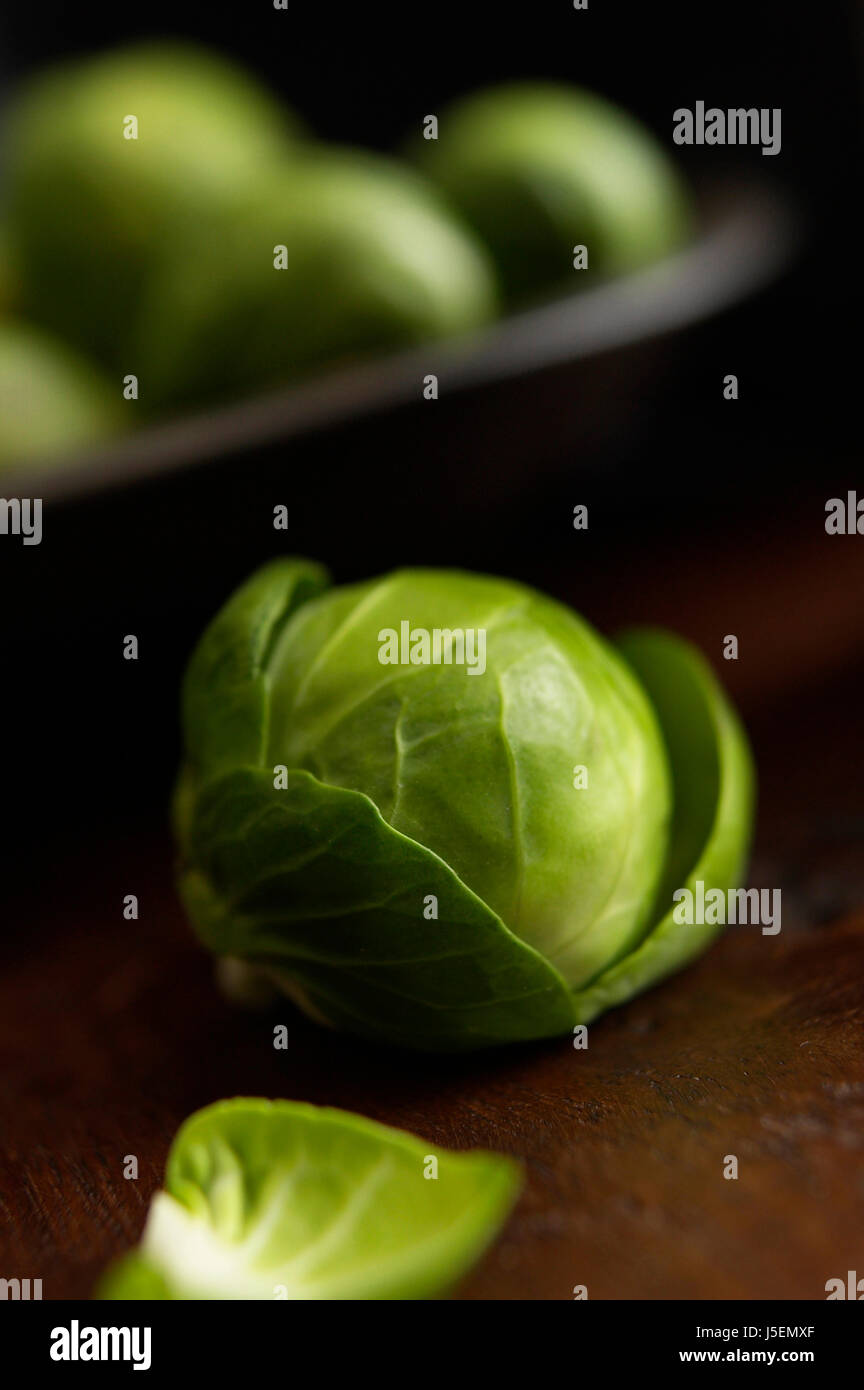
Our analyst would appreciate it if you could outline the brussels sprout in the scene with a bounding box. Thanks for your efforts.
[174,559,754,1051]
[135,148,498,408]
[412,82,692,301]
[5,42,298,366]
[0,321,122,469]
[99,1098,521,1299]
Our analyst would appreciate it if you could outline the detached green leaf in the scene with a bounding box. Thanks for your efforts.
[571,628,755,1022]
[97,1253,172,1300]
[99,1099,521,1300]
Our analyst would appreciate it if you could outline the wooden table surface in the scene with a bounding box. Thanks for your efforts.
[2,491,863,1300]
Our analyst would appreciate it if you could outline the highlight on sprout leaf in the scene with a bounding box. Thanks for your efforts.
[173,558,755,1052]
[99,1098,522,1300]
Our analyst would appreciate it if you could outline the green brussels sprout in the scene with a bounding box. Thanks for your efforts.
[0,320,122,469]
[99,1098,520,1300]
[174,559,754,1052]
[412,82,692,301]
[135,148,498,409]
[5,42,298,367]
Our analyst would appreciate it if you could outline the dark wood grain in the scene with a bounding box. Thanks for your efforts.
[2,498,863,1301]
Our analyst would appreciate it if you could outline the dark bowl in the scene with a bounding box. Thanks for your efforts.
[3,177,798,506]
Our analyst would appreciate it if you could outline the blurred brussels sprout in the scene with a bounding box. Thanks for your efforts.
[5,42,298,366]
[412,82,692,301]
[135,149,498,408]
[0,321,122,469]
[174,559,754,1052]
